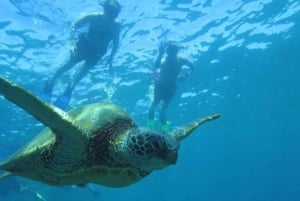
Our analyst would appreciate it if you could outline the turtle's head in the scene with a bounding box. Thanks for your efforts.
[126,128,179,171]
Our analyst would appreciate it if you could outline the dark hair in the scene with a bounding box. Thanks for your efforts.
[165,40,180,54]
[101,0,121,14]
[166,40,180,49]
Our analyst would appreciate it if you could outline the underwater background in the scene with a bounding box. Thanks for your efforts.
[0,0,299,201]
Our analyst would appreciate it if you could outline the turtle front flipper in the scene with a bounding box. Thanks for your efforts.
[0,76,86,159]
[170,114,221,141]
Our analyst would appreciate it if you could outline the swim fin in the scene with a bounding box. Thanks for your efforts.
[161,122,171,133]
[147,119,155,128]
[40,82,53,103]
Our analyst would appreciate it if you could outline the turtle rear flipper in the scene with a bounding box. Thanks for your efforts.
[0,77,86,160]
[170,114,221,141]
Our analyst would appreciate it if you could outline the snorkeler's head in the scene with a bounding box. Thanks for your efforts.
[165,40,180,55]
[100,0,121,19]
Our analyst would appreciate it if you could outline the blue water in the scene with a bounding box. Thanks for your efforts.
[0,0,299,201]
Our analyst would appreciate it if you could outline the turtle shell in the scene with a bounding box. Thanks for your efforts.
[0,103,139,187]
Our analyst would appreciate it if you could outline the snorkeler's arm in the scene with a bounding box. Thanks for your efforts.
[154,53,163,71]
[71,13,100,30]
[153,41,165,71]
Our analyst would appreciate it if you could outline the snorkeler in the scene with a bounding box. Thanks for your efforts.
[41,0,121,109]
[148,40,194,132]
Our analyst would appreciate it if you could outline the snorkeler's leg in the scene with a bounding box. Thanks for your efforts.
[160,100,169,122]
[148,100,158,120]
[45,59,76,93]
[54,61,93,109]
[147,101,159,128]
[148,85,161,119]
[160,102,172,132]
[160,87,176,132]
[70,61,94,91]
[147,85,161,128]
[41,59,76,102]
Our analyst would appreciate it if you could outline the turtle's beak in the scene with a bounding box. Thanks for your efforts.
[169,114,221,141]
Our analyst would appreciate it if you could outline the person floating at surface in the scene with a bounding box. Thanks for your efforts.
[148,40,194,132]
[41,0,121,109]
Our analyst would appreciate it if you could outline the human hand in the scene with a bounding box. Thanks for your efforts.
[158,40,166,55]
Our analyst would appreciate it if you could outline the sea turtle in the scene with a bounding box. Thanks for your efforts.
[0,76,220,187]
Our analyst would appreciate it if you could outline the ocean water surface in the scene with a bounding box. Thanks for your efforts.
[0,0,299,201]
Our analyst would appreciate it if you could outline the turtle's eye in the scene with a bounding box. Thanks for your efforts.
[147,136,167,154]
[150,137,162,150]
